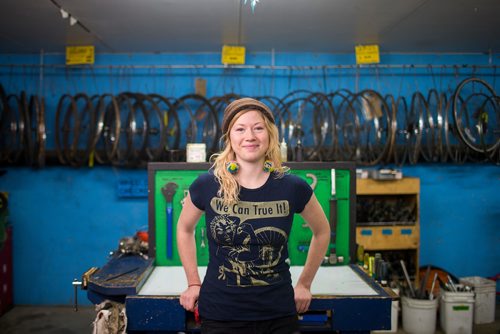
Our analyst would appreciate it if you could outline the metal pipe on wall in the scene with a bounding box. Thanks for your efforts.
[0,63,498,70]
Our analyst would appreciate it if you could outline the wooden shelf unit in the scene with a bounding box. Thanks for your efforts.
[356,177,420,282]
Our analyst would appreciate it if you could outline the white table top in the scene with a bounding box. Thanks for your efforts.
[139,265,378,296]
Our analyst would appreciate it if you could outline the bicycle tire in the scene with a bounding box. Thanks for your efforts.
[356,89,392,166]
[407,92,426,164]
[68,93,95,167]
[55,94,76,165]
[19,91,33,166]
[5,94,25,165]
[422,89,439,162]
[444,94,469,164]
[149,94,181,158]
[453,77,500,154]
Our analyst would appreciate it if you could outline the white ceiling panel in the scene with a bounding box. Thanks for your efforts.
[0,0,498,54]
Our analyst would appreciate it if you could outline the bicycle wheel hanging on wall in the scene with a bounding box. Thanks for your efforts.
[407,92,426,164]
[421,89,440,162]
[453,77,500,158]
[92,94,121,165]
[174,94,219,156]
[346,90,392,166]
[28,94,46,168]
[55,94,76,165]
[67,93,95,167]
[444,94,469,164]
[383,94,402,166]
[120,92,149,167]
[3,93,27,165]
[149,94,181,160]
[209,93,240,149]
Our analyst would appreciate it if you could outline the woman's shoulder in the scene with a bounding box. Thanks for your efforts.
[190,171,218,197]
[271,172,313,208]
[274,171,308,186]
[281,172,298,180]
[194,171,216,184]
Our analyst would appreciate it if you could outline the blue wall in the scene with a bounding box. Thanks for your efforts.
[0,167,148,305]
[0,52,499,305]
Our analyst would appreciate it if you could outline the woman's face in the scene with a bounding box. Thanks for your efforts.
[229,110,269,164]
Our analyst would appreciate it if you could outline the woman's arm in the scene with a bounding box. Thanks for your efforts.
[177,193,204,312]
[294,193,330,313]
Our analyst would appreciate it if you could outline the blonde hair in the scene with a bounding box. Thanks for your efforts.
[211,110,288,205]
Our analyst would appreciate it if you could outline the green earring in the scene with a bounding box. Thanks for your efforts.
[263,160,275,173]
[226,161,239,174]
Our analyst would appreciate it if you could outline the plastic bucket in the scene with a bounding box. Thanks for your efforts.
[440,290,475,334]
[460,276,496,324]
[401,296,438,334]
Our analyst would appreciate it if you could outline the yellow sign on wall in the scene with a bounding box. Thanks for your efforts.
[66,46,95,65]
[221,45,246,65]
[355,44,380,64]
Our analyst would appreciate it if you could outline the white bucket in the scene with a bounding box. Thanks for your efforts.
[401,296,438,334]
[460,276,496,324]
[186,143,206,162]
[440,290,475,334]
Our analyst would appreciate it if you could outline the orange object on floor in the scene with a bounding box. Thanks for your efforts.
[419,265,459,298]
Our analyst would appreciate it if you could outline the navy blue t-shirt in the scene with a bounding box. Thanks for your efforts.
[189,171,313,321]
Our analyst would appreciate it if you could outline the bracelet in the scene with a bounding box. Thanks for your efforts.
[188,283,201,288]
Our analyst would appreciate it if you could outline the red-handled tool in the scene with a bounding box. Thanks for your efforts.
[194,305,201,324]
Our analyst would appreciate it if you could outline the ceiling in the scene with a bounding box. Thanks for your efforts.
[0,0,499,54]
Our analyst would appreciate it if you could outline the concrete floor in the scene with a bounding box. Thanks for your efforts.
[0,306,96,334]
[0,305,498,333]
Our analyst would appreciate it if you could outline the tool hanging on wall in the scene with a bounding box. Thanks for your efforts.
[162,182,178,259]
[306,173,318,190]
[329,169,338,264]
[200,227,206,249]
[180,189,189,206]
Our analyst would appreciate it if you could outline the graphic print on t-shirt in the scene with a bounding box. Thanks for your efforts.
[209,197,290,287]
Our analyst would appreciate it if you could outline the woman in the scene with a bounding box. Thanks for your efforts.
[177,98,330,334]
